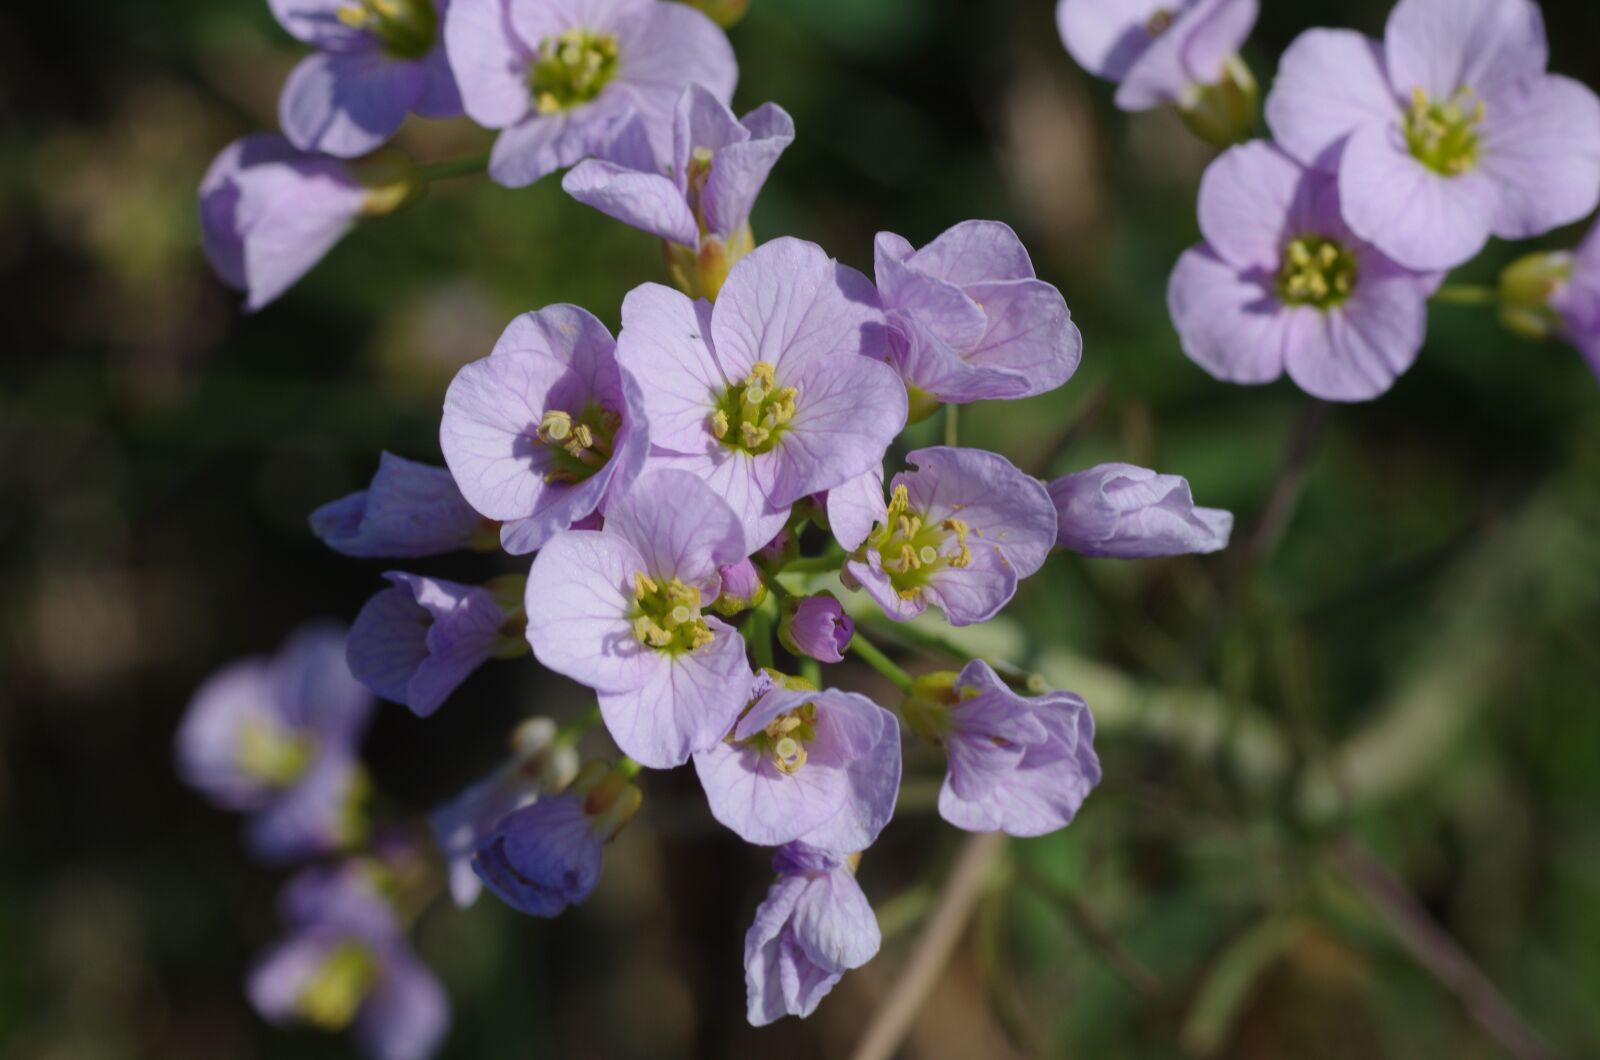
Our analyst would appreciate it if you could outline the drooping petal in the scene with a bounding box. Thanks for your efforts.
[348,573,506,717]
[345,584,430,706]
[310,452,487,559]
[473,796,603,917]
[524,530,655,693]
[1050,463,1234,558]
[1339,120,1499,272]
[699,103,794,239]
[562,160,700,244]
[791,866,881,973]
[1479,74,1600,242]
[598,618,752,768]
[279,50,424,159]
[1167,245,1290,385]
[1265,29,1398,171]
[712,238,886,379]
[1384,0,1547,105]
[907,219,1035,287]
[644,448,792,557]
[824,468,885,553]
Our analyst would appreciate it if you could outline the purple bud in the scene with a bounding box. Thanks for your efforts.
[311,452,493,559]
[713,558,768,616]
[1048,463,1232,559]
[780,592,853,663]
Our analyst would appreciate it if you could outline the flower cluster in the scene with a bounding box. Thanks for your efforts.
[1059,0,1600,397]
[185,0,1246,1051]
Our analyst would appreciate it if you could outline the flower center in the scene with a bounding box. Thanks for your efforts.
[630,573,715,654]
[1403,86,1484,176]
[709,362,798,456]
[534,402,620,485]
[530,29,620,114]
[1277,235,1357,309]
[743,702,819,775]
[864,484,972,600]
[234,716,314,786]
[1146,8,1175,35]
[336,0,437,60]
[295,941,379,1031]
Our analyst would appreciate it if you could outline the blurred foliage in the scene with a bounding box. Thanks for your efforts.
[4,0,1600,1058]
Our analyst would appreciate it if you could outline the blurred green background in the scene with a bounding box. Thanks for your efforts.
[5,0,1600,1057]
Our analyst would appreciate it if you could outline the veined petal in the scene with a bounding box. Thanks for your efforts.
[599,618,752,767]
[1265,29,1397,171]
[524,530,654,693]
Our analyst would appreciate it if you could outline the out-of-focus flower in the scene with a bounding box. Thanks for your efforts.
[176,623,375,863]
[1499,221,1600,381]
[694,677,900,852]
[440,304,651,555]
[565,84,793,299]
[1049,463,1232,557]
[1057,0,1259,142]
[1265,0,1600,272]
[779,592,853,663]
[744,842,879,1026]
[902,662,1101,837]
[833,447,1057,627]
[430,718,581,907]
[472,759,642,917]
[679,0,747,29]
[524,471,753,768]
[874,221,1082,407]
[248,860,449,1060]
[1168,140,1438,401]
[271,0,462,158]
[311,452,496,558]
[444,0,736,187]
[346,572,524,716]
[618,237,904,552]
[199,135,414,312]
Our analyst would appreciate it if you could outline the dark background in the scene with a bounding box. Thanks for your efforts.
[5,0,1600,1056]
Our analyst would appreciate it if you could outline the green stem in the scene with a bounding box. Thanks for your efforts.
[412,154,489,184]
[850,633,913,692]
[747,600,776,670]
[1430,283,1497,306]
[944,403,959,448]
[556,705,603,744]
[783,548,846,574]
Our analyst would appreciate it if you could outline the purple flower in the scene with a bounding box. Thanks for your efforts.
[780,593,854,664]
[524,470,753,768]
[431,718,581,907]
[311,452,494,558]
[346,572,517,717]
[1168,141,1439,401]
[1264,0,1600,272]
[271,0,462,159]
[444,0,736,188]
[618,237,904,552]
[874,221,1082,405]
[694,680,900,853]
[175,622,374,863]
[908,662,1101,837]
[1050,463,1232,558]
[440,304,650,555]
[200,134,392,312]
[744,843,880,1026]
[564,84,794,298]
[1544,223,1600,380]
[1056,0,1258,109]
[248,862,449,1060]
[472,761,642,917]
[834,447,1056,627]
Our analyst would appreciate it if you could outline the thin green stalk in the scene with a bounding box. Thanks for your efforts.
[412,154,489,183]
[617,757,643,779]
[783,548,846,574]
[944,403,959,447]
[1430,283,1497,306]
[556,705,603,744]
[849,633,913,692]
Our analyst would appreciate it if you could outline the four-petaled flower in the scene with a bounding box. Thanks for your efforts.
[524,470,753,768]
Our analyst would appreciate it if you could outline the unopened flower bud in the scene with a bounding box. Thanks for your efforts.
[712,558,768,616]
[664,223,755,301]
[679,0,749,29]
[1177,56,1257,148]
[900,670,960,744]
[779,592,853,663]
[1498,250,1573,341]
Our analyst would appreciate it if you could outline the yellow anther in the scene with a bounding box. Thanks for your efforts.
[337,5,369,28]
[887,484,910,515]
[746,362,776,387]
[710,409,730,439]
[690,626,715,649]
[538,409,573,442]
[634,572,659,599]
[740,422,769,448]
[899,543,919,571]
